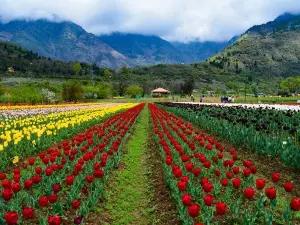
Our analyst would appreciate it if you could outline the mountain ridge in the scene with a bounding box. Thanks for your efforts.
[0,19,235,68]
[207,13,300,77]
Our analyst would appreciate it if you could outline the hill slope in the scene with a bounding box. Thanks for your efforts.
[208,13,300,77]
[0,41,109,78]
[0,20,128,68]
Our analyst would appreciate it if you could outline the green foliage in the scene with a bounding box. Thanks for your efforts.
[0,42,105,78]
[97,82,113,99]
[280,76,300,93]
[125,85,143,98]
[103,69,112,81]
[73,62,81,75]
[62,82,84,102]
[226,82,241,93]
[0,85,43,104]
[180,77,195,95]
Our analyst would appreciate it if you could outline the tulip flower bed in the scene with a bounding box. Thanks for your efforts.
[0,103,144,225]
[157,102,300,169]
[0,103,136,170]
[149,103,300,225]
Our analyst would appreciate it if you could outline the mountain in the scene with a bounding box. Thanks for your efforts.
[172,36,238,63]
[99,33,187,65]
[0,19,128,68]
[0,41,108,78]
[208,13,300,77]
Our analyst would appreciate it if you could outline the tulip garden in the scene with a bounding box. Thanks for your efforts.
[150,103,300,225]
[0,102,300,224]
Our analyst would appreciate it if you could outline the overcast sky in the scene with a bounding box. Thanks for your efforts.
[1,0,300,42]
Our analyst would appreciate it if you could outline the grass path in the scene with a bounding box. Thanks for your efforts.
[100,105,155,225]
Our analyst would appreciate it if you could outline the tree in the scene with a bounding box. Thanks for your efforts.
[97,82,113,99]
[125,85,143,98]
[226,82,240,94]
[103,69,111,81]
[280,76,300,94]
[180,77,195,95]
[73,62,81,75]
[62,82,84,102]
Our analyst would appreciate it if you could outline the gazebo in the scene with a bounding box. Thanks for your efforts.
[151,88,170,97]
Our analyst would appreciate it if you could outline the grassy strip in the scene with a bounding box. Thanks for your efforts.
[100,105,155,225]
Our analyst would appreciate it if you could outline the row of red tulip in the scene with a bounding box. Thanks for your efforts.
[149,104,299,225]
[0,104,144,225]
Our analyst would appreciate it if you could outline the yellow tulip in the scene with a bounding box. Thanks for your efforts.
[13,156,19,164]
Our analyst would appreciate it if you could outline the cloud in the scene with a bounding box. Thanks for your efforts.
[0,0,300,42]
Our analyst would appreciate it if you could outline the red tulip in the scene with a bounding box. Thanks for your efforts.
[243,168,251,177]
[13,168,20,174]
[193,168,201,177]
[52,183,61,193]
[181,176,189,182]
[218,153,224,159]
[45,168,53,176]
[206,143,212,151]
[35,167,43,174]
[28,157,35,165]
[11,183,21,193]
[201,177,209,185]
[13,174,21,182]
[165,157,172,165]
[185,162,194,172]
[181,194,192,206]
[24,179,33,189]
[71,200,81,209]
[284,181,293,192]
[66,175,74,185]
[188,204,200,217]
[42,158,49,165]
[221,179,229,187]
[173,169,182,178]
[244,188,255,200]
[85,175,94,183]
[272,173,280,183]
[3,211,18,225]
[256,178,266,190]
[81,186,88,194]
[2,189,13,201]
[250,166,257,174]
[203,195,214,206]
[181,155,190,162]
[226,172,233,179]
[203,182,213,193]
[32,175,42,184]
[48,194,58,204]
[2,179,11,189]
[215,170,221,177]
[216,202,227,216]
[39,196,49,207]
[232,178,241,189]
[22,207,34,219]
[265,187,277,200]
[94,169,104,178]
[0,173,6,180]
[177,181,187,191]
[48,215,62,225]
[290,197,300,211]
[243,160,253,168]
[203,161,211,169]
